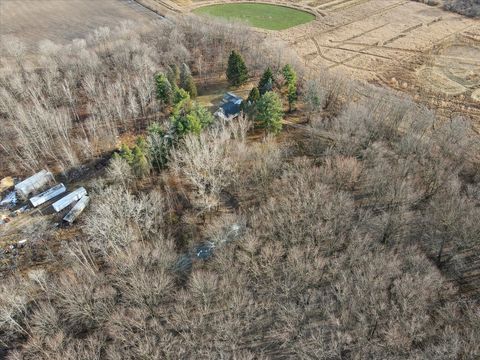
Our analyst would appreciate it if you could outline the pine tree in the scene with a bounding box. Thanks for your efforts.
[180,63,197,98]
[226,50,249,86]
[118,143,134,165]
[155,72,173,105]
[173,87,190,107]
[147,122,170,170]
[287,83,297,112]
[135,136,148,152]
[282,64,297,87]
[167,64,180,88]
[185,77,197,98]
[247,87,260,104]
[256,91,283,134]
[243,86,260,118]
[132,145,150,178]
[258,67,274,95]
[170,102,213,137]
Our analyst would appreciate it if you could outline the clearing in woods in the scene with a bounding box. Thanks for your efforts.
[192,3,316,30]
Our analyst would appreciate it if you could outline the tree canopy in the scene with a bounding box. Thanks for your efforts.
[226,50,249,86]
[180,63,197,98]
[258,67,274,95]
[155,72,173,105]
[256,91,283,134]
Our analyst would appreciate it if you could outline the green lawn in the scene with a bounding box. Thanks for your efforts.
[192,3,315,30]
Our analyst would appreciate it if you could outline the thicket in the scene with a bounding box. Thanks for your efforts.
[1,16,480,360]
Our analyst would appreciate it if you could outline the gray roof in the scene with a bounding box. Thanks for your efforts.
[63,195,89,224]
[217,92,243,119]
[30,183,66,208]
[220,101,242,117]
[52,187,87,212]
[223,92,243,104]
[15,170,53,198]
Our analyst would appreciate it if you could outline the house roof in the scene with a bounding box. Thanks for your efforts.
[223,92,242,104]
[220,101,242,117]
[217,92,243,118]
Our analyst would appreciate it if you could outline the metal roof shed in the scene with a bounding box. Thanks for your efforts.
[15,170,53,199]
[63,195,89,224]
[52,187,87,212]
[29,183,66,208]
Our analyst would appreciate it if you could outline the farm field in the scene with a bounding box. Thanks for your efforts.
[1,0,478,122]
[0,0,160,50]
[192,3,316,30]
[186,0,480,122]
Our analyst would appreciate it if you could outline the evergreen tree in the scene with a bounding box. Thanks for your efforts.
[180,63,197,98]
[147,122,170,170]
[132,145,150,178]
[287,83,297,112]
[155,73,173,105]
[258,67,274,95]
[167,64,180,88]
[256,91,283,134]
[282,64,297,87]
[135,136,148,152]
[173,87,190,107]
[184,76,197,98]
[170,101,213,137]
[244,86,260,118]
[226,50,249,86]
[118,143,134,165]
[247,87,260,104]
[282,64,297,111]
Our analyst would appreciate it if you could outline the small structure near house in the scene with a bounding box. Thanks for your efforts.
[29,183,67,208]
[214,92,243,121]
[63,195,89,224]
[52,187,87,213]
[15,170,54,199]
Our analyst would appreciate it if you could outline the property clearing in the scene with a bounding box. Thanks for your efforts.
[192,3,316,30]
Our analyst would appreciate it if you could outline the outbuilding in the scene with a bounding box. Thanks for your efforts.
[52,187,87,213]
[15,170,54,199]
[63,195,90,224]
[29,183,67,208]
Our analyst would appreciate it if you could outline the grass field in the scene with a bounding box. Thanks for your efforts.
[192,3,315,30]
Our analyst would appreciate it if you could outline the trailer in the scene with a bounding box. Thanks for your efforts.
[29,183,67,208]
[52,187,87,213]
[15,170,53,199]
[63,195,90,224]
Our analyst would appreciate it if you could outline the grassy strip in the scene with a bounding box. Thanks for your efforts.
[193,3,315,30]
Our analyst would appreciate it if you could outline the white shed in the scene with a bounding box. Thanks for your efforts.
[15,170,53,199]
[29,183,66,208]
[52,187,87,212]
[63,195,90,224]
